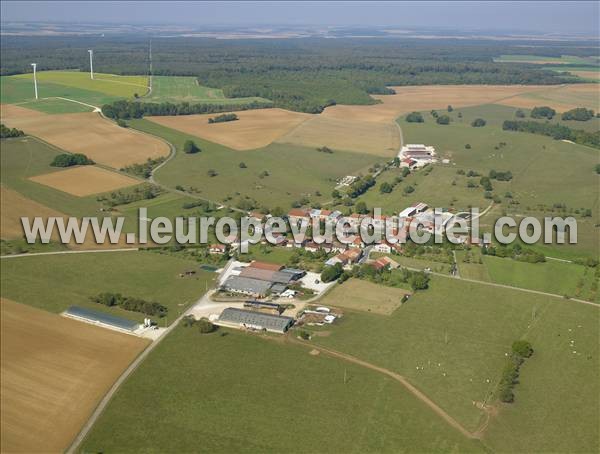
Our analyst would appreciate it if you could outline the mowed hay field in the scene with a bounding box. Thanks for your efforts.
[277,115,401,156]
[496,83,600,112]
[30,165,139,197]
[320,85,549,123]
[1,104,170,168]
[147,108,309,150]
[1,298,148,453]
[321,279,411,315]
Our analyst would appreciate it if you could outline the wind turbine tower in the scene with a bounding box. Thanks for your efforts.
[88,49,94,80]
[31,63,38,100]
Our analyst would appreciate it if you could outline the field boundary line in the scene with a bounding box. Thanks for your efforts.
[280,336,479,440]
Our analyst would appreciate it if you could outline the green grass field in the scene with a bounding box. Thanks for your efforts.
[0,251,214,324]
[145,76,269,104]
[1,70,147,113]
[310,275,599,453]
[128,118,377,210]
[81,325,483,453]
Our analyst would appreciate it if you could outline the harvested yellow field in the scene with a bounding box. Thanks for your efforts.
[321,85,549,123]
[318,279,411,315]
[277,116,401,157]
[0,185,65,239]
[147,108,309,150]
[0,299,148,453]
[496,83,600,111]
[29,165,140,197]
[0,105,170,168]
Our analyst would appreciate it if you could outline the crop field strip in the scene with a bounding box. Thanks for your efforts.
[1,104,170,168]
[0,298,149,453]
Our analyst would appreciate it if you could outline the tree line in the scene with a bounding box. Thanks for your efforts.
[102,99,272,120]
[502,120,600,149]
[0,124,25,138]
[90,292,168,317]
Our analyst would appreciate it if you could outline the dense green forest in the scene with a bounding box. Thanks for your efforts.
[2,36,595,112]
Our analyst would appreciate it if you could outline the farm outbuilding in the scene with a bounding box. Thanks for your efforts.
[64,306,139,332]
[221,276,273,297]
[217,307,294,333]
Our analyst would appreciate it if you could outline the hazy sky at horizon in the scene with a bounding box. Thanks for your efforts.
[1,1,598,34]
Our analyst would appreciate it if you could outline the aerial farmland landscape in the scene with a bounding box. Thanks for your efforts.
[0,1,598,453]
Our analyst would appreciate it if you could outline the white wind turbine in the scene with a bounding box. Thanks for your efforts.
[31,63,38,100]
[88,49,94,80]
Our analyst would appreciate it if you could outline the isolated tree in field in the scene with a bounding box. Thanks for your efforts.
[515,109,526,118]
[197,318,216,334]
[512,340,533,358]
[471,118,486,127]
[207,169,218,177]
[403,185,415,194]
[410,272,430,290]
[379,182,393,194]
[436,115,450,125]
[480,176,493,191]
[405,112,424,123]
[239,162,247,168]
[530,106,556,120]
[447,105,453,112]
[183,140,200,154]
[465,144,471,149]
[355,201,368,214]
[401,167,410,177]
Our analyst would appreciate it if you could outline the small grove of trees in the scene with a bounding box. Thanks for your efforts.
[97,183,161,207]
[561,107,594,121]
[471,118,486,127]
[498,340,534,403]
[181,315,216,333]
[347,175,375,198]
[122,157,166,179]
[436,115,450,125]
[0,123,25,138]
[317,146,334,153]
[183,139,200,154]
[530,106,556,119]
[208,113,239,124]
[355,201,369,214]
[337,263,431,291]
[489,169,513,181]
[90,292,167,317]
[503,120,600,149]
[50,153,94,167]
[405,112,424,123]
[321,263,344,282]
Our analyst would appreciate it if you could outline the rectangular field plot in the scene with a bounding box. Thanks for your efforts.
[29,165,140,196]
[147,108,309,150]
[319,279,411,315]
[1,105,170,168]
[0,298,148,453]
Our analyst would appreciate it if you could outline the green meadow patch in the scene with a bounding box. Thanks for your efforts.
[81,326,483,453]
[0,251,214,324]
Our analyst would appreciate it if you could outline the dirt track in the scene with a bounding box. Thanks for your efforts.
[281,336,481,439]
